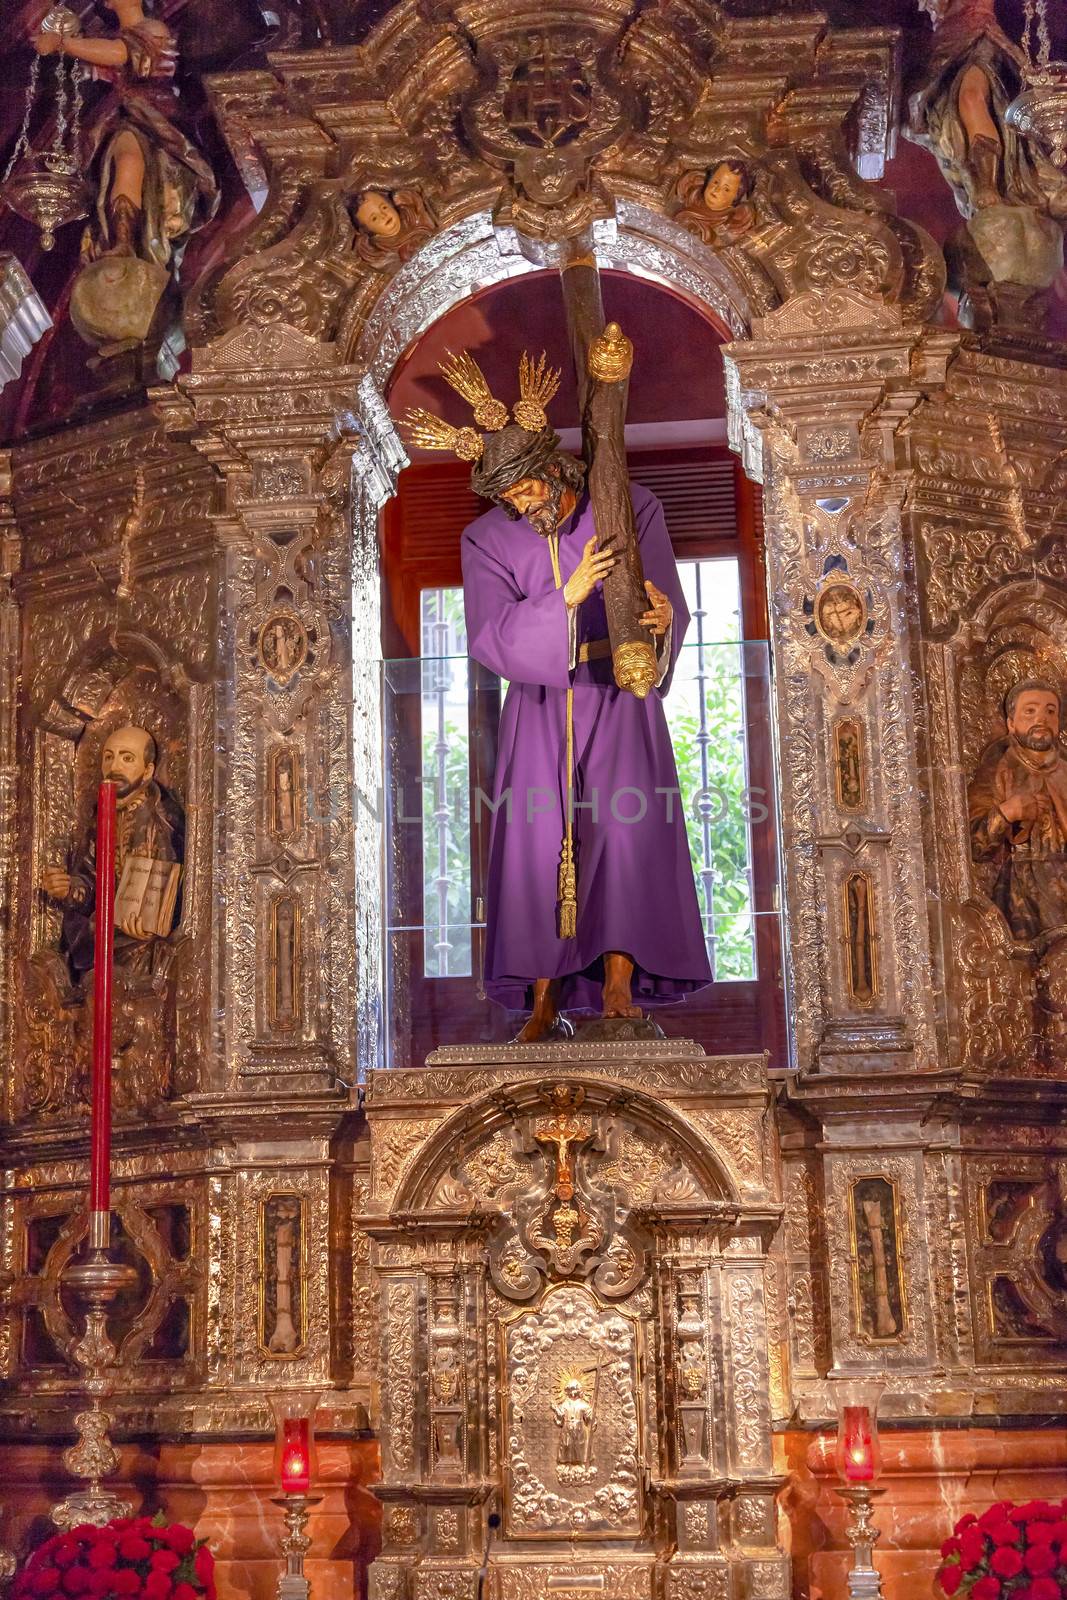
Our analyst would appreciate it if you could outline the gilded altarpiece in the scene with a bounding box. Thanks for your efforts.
[363,1048,787,1600]
[0,0,1066,1575]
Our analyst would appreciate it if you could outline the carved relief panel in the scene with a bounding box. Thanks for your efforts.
[965,1156,1067,1361]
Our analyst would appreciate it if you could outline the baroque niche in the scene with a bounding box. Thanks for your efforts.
[950,586,1067,1074]
[16,640,203,1119]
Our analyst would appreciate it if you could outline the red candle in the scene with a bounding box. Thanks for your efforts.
[281,1417,311,1493]
[89,779,118,1223]
[842,1404,875,1482]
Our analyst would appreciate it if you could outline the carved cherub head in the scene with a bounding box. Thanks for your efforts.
[351,187,435,266]
[354,190,403,240]
[701,159,754,216]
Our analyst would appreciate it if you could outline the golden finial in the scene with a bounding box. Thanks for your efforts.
[439,350,509,431]
[514,350,561,432]
[400,409,484,462]
[588,322,633,384]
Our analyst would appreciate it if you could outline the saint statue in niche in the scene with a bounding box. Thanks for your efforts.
[844,871,877,1005]
[399,350,711,1040]
[270,896,300,1027]
[673,159,756,246]
[40,723,184,985]
[834,718,866,813]
[969,677,1067,947]
[269,746,301,837]
[351,187,435,267]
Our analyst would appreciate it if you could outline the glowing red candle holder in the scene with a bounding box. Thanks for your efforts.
[271,1393,322,1497]
[840,1405,875,1482]
[281,1419,311,1493]
[833,1378,885,1486]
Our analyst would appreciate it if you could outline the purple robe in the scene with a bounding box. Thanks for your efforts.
[461,483,713,1012]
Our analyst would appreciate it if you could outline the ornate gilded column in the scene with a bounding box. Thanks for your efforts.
[725,295,957,1078]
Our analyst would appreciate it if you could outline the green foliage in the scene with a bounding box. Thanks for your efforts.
[667,645,756,981]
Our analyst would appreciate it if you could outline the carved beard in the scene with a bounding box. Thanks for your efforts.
[525,475,566,539]
[1016,728,1058,752]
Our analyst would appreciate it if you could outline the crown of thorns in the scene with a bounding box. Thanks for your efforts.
[400,349,561,462]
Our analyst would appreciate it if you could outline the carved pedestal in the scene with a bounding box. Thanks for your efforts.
[363,1044,788,1600]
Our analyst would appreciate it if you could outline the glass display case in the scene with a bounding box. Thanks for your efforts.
[369,558,785,1068]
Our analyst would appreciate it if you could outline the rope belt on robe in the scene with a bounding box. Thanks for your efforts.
[548,531,578,939]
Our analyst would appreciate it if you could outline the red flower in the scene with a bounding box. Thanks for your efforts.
[193,1546,214,1585]
[150,1551,180,1574]
[989,1521,1020,1547]
[941,1538,962,1559]
[959,1514,978,1531]
[991,1547,1023,1578]
[1028,1521,1058,1545]
[938,1564,963,1596]
[144,1573,174,1600]
[172,1586,199,1600]
[60,1567,92,1596]
[51,1544,78,1572]
[1024,1545,1057,1576]
[162,1528,195,1556]
[87,1572,115,1599]
[1012,1503,1057,1524]
[117,1534,152,1563]
[960,1527,987,1567]
[971,1578,1004,1600]
[1048,1519,1067,1546]
[1030,1579,1061,1600]
[30,1570,61,1598]
[979,1504,1013,1531]
[110,1572,141,1596]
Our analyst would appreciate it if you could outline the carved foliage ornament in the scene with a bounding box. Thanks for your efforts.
[482,1085,702,1303]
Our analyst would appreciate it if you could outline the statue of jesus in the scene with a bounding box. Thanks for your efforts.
[402,350,711,1041]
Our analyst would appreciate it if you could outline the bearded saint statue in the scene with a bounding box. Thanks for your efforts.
[969,677,1067,947]
[401,351,711,1042]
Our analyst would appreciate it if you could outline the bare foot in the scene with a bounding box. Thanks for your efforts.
[515,978,559,1042]
[602,987,642,1019]
[601,950,642,1019]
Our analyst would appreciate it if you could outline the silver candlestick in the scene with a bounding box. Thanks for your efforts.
[838,1483,886,1600]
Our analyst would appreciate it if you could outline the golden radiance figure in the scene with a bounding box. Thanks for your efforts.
[553,1376,594,1469]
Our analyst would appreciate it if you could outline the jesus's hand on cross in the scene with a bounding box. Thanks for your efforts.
[640,579,672,637]
[563,536,616,607]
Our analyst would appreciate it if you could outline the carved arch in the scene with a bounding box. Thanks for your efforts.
[392,1073,742,1215]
